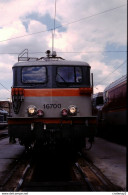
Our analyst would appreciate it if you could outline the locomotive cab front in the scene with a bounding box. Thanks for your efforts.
[8,50,97,150]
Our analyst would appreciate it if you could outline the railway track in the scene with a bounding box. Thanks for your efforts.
[0,129,8,140]
[1,147,123,192]
[0,149,31,192]
[74,155,123,191]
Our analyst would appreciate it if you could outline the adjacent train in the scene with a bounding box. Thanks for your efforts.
[8,49,97,150]
[92,92,103,115]
[0,108,8,129]
[102,74,127,127]
[93,75,127,143]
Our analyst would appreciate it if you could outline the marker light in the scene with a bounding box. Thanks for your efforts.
[27,105,37,116]
[37,109,44,117]
[61,108,68,117]
[68,105,77,116]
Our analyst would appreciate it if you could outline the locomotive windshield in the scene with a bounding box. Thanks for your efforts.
[13,64,90,87]
[56,66,82,83]
[22,66,46,83]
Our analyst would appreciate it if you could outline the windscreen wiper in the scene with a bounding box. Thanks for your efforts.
[57,73,67,83]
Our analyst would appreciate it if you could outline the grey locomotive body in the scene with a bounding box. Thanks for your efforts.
[8,50,97,150]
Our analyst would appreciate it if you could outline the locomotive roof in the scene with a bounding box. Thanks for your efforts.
[13,49,90,68]
[13,59,90,68]
[104,74,127,92]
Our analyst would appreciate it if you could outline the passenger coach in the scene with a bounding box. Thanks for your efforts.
[8,49,97,150]
[102,75,127,127]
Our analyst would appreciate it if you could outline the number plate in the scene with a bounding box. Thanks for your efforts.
[43,104,61,109]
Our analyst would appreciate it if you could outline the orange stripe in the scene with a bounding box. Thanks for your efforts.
[8,117,97,125]
[8,118,85,125]
[24,88,92,97]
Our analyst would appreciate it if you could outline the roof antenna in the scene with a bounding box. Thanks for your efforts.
[52,0,56,54]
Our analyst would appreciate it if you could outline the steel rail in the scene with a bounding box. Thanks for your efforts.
[75,162,96,191]
[77,152,123,191]
[15,164,31,191]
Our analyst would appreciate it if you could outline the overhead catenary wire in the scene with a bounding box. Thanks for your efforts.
[94,60,127,87]
[0,50,127,55]
[0,82,10,92]
[0,3,126,97]
[0,4,126,43]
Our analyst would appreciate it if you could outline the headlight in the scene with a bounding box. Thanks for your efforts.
[68,105,77,116]
[27,105,37,116]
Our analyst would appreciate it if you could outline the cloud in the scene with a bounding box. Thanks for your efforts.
[0,20,27,43]
[0,0,127,100]
[0,55,14,99]
[94,84,106,94]
[0,88,11,101]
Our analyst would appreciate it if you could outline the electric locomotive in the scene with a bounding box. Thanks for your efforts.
[8,49,97,150]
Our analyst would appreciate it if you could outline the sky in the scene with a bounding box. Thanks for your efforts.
[0,0,127,101]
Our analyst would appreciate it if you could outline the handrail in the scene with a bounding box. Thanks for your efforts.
[18,49,28,61]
